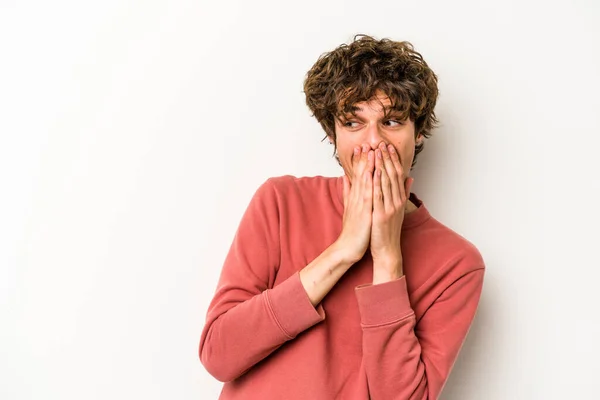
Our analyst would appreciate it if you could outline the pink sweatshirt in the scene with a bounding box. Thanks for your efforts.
[199,175,485,399]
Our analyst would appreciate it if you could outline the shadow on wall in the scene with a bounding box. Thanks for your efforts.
[440,286,492,399]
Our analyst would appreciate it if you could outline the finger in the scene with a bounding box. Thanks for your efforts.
[364,154,374,207]
[379,143,401,207]
[352,145,360,169]
[375,147,383,175]
[373,160,383,214]
[343,174,350,209]
[357,148,374,211]
[360,143,369,169]
[349,146,358,189]
[379,158,393,212]
[352,143,365,183]
[350,148,362,207]
[365,150,375,186]
[367,150,376,210]
[387,144,406,203]
[367,149,375,174]
[350,146,360,180]
[350,146,362,197]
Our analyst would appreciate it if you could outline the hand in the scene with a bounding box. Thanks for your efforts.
[335,144,375,264]
[370,142,414,283]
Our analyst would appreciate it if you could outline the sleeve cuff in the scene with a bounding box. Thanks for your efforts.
[265,271,326,339]
[355,276,414,327]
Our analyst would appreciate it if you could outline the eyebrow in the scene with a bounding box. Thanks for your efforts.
[342,105,404,116]
[349,105,393,112]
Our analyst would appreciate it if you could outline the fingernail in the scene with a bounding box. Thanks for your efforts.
[354,147,360,156]
[388,145,395,153]
[376,149,382,159]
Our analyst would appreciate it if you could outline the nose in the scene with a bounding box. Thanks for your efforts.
[365,122,387,150]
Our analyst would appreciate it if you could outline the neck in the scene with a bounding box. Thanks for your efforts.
[405,196,418,214]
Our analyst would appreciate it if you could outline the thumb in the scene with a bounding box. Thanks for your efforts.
[342,175,350,209]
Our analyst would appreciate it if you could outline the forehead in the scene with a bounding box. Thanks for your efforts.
[339,90,395,115]
[345,100,400,117]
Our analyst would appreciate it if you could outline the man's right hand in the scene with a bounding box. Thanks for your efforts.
[299,144,375,307]
[335,144,375,264]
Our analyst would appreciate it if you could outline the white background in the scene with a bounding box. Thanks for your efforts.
[1,0,599,399]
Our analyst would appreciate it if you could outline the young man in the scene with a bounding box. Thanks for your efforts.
[199,34,485,400]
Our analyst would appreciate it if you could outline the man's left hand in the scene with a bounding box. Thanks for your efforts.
[370,142,414,284]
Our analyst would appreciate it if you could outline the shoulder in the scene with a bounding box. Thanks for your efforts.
[252,175,342,217]
[420,215,486,276]
[261,175,338,197]
[265,174,336,188]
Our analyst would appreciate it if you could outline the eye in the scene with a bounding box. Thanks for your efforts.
[384,120,404,127]
[343,120,360,128]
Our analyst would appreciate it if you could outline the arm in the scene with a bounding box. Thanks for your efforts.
[201,147,376,382]
[300,147,375,306]
[363,142,485,398]
[356,262,485,400]
[199,178,352,382]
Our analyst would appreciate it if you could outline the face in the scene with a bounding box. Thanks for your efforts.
[331,90,423,184]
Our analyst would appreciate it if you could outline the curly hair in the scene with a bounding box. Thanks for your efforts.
[303,34,439,168]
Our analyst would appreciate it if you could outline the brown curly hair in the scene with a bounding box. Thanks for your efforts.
[303,34,439,169]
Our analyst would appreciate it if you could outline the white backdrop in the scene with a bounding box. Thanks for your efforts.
[1,1,599,399]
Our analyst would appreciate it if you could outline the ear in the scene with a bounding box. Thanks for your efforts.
[415,133,423,146]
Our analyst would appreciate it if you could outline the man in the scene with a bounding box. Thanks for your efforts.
[199,34,485,400]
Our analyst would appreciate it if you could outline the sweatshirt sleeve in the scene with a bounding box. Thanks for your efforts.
[355,256,484,400]
[199,178,325,382]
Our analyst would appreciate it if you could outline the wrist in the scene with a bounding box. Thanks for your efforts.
[331,239,363,265]
[372,256,403,285]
